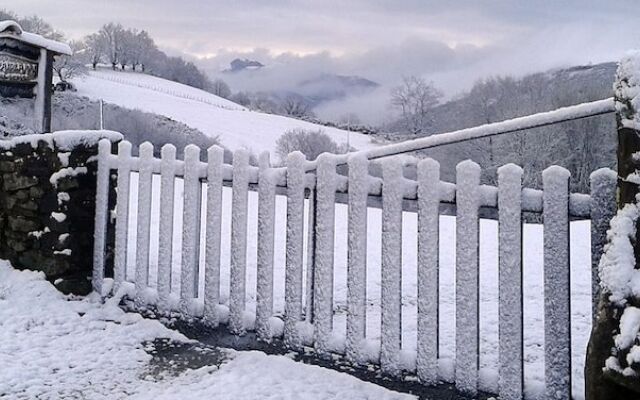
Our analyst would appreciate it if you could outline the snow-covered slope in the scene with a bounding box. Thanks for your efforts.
[75,69,376,156]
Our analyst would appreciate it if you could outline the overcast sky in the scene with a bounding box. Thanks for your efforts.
[7,1,640,122]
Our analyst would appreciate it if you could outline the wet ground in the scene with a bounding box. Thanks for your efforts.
[141,315,495,400]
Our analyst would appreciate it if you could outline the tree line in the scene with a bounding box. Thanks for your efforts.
[0,10,216,92]
[385,63,616,193]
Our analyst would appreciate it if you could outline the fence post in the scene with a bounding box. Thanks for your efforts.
[314,153,337,356]
[229,149,250,334]
[455,160,481,395]
[416,158,440,384]
[543,165,571,400]
[585,57,640,400]
[284,151,306,349]
[497,163,523,400]
[180,145,201,315]
[135,142,154,305]
[380,156,404,376]
[113,141,131,290]
[589,168,617,320]
[92,139,112,294]
[157,144,177,311]
[256,151,276,339]
[203,146,224,326]
[346,153,369,363]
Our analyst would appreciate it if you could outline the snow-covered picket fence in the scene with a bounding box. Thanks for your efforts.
[93,139,616,400]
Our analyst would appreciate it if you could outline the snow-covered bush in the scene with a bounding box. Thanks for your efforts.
[275,128,340,162]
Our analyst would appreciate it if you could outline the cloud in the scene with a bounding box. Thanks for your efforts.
[6,1,640,124]
[196,38,491,124]
[199,37,487,90]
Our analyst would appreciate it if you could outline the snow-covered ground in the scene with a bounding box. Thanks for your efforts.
[122,176,592,400]
[74,69,376,156]
[0,262,412,399]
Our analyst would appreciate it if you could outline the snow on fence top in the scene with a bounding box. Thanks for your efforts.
[0,130,123,151]
[0,20,72,55]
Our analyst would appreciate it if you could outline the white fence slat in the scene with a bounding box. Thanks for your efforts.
[256,152,276,339]
[589,168,617,320]
[497,164,523,400]
[114,140,132,289]
[314,153,337,355]
[543,166,571,400]
[284,151,306,349]
[157,144,176,310]
[92,139,112,294]
[204,146,224,326]
[416,158,440,384]
[346,154,368,362]
[180,145,201,314]
[135,142,154,302]
[381,157,404,376]
[455,160,481,395]
[229,149,250,334]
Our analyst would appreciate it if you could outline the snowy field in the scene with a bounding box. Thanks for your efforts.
[122,176,593,400]
[74,69,376,156]
[0,262,412,399]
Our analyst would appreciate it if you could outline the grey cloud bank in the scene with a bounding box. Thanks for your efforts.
[7,1,640,123]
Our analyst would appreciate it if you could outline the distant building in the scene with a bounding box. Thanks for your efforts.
[0,20,71,133]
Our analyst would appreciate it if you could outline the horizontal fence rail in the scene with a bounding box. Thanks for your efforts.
[93,138,617,400]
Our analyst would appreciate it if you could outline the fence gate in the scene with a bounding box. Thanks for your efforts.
[92,124,616,399]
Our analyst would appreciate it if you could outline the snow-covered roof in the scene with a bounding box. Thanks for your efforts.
[0,20,71,56]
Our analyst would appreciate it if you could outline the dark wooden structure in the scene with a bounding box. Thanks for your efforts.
[0,20,71,133]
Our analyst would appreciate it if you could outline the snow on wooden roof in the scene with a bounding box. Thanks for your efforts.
[0,20,72,56]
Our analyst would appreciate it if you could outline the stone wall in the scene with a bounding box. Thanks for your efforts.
[0,131,121,294]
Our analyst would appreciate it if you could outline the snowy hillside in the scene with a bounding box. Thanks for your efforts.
[74,69,376,156]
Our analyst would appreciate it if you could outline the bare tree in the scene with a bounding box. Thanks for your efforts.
[84,33,106,69]
[210,79,231,99]
[99,23,125,70]
[0,9,18,21]
[231,91,251,107]
[281,94,312,118]
[391,76,442,134]
[250,92,281,113]
[53,40,86,83]
[19,15,63,40]
[118,29,137,70]
[130,30,155,72]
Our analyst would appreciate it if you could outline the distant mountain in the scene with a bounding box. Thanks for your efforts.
[224,58,265,73]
